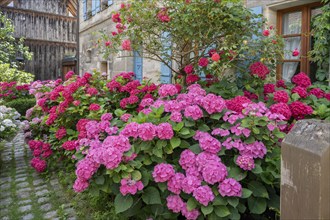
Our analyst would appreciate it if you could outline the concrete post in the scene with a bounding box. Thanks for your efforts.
[281,119,330,220]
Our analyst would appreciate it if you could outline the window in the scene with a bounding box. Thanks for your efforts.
[82,0,87,20]
[277,2,323,82]
[92,0,101,16]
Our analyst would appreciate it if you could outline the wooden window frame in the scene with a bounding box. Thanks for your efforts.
[276,1,323,80]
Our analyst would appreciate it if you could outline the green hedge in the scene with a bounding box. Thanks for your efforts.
[5,98,35,117]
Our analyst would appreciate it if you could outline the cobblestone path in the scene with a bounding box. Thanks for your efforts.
[0,133,77,220]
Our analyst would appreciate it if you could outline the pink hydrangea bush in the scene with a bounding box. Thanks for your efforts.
[24,69,330,219]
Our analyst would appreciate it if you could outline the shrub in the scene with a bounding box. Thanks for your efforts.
[24,71,288,219]
[5,98,36,117]
[0,105,21,142]
[0,64,34,84]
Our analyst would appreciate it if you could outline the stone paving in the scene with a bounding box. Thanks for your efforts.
[0,133,77,220]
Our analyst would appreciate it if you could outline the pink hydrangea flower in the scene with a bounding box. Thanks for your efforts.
[181,204,200,220]
[103,135,131,153]
[89,103,101,111]
[212,128,230,137]
[181,175,201,194]
[166,195,184,213]
[292,86,308,98]
[55,127,66,140]
[309,88,325,98]
[236,155,255,170]
[120,113,132,122]
[201,161,228,184]
[195,151,220,171]
[184,105,203,120]
[119,178,144,196]
[170,111,182,122]
[121,122,140,138]
[75,158,100,181]
[158,84,178,97]
[101,113,113,121]
[152,163,175,182]
[200,94,226,114]
[194,131,221,154]
[62,140,77,151]
[273,90,289,103]
[218,178,242,197]
[270,103,292,120]
[73,178,89,192]
[193,185,215,206]
[30,157,47,173]
[138,123,157,141]
[167,173,185,194]
[289,101,313,120]
[249,62,270,79]
[292,72,311,88]
[179,149,196,170]
[156,123,174,140]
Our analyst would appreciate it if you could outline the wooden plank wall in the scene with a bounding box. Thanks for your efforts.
[0,1,77,80]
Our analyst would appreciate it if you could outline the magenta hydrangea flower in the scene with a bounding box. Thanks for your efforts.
[181,175,201,194]
[121,122,139,138]
[158,84,178,97]
[120,113,132,122]
[273,90,289,103]
[184,105,203,120]
[152,163,175,182]
[73,178,89,192]
[101,113,113,121]
[156,123,174,140]
[193,185,215,206]
[75,158,100,181]
[103,135,131,153]
[201,161,228,184]
[194,131,221,154]
[236,155,255,171]
[200,94,226,114]
[138,123,157,141]
[167,173,185,194]
[30,157,47,173]
[240,141,267,159]
[218,178,242,197]
[170,111,182,122]
[119,178,144,196]
[179,149,196,170]
[166,195,184,213]
[62,140,77,151]
[181,203,200,220]
[195,151,221,172]
[100,147,123,169]
[89,103,101,111]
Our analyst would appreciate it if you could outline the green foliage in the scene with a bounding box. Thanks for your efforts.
[0,64,34,83]
[0,12,32,68]
[309,1,330,84]
[5,98,35,117]
[101,0,262,76]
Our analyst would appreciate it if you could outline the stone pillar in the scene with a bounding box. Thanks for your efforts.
[281,119,330,220]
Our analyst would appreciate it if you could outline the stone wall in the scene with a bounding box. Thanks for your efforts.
[79,0,161,83]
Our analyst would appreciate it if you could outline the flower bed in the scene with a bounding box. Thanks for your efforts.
[23,68,330,219]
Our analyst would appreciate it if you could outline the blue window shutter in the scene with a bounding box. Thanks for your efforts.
[95,0,101,13]
[92,0,96,15]
[160,32,172,84]
[108,0,113,5]
[250,6,263,39]
[134,51,143,82]
[82,0,87,20]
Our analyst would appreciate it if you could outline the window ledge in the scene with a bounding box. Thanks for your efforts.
[267,0,320,10]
